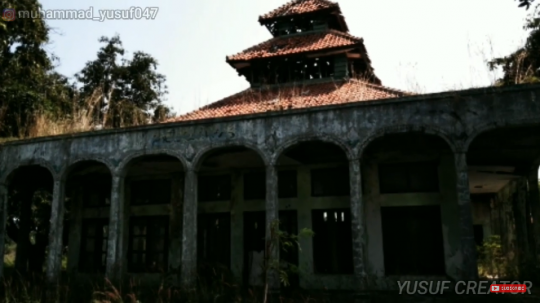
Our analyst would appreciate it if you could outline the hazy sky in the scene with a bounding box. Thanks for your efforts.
[37,0,530,115]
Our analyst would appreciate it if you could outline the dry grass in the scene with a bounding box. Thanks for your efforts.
[0,88,164,142]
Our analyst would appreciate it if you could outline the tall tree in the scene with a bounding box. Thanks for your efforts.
[489,5,540,85]
[76,35,171,128]
[518,0,536,9]
[0,0,75,138]
[0,0,74,137]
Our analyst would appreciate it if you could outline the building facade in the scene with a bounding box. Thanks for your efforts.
[1,0,540,293]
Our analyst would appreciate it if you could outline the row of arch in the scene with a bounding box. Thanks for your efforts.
[1,127,465,183]
[5,119,539,182]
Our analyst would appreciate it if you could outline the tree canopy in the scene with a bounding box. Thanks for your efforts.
[0,0,173,139]
[489,2,540,85]
[518,0,536,9]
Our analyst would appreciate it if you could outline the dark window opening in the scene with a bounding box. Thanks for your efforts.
[378,162,439,194]
[83,177,112,207]
[128,216,169,273]
[198,174,231,202]
[243,170,298,200]
[279,170,297,198]
[312,209,353,274]
[79,219,108,273]
[473,224,484,247]
[381,206,446,276]
[244,172,266,200]
[130,179,171,205]
[311,167,349,197]
[252,56,335,85]
[198,213,231,275]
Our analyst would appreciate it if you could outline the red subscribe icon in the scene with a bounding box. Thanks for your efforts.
[490,284,527,293]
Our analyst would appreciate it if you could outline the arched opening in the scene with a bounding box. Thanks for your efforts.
[467,125,540,278]
[122,154,185,275]
[63,160,112,275]
[5,165,54,277]
[275,140,351,287]
[361,132,453,277]
[195,146,266,286]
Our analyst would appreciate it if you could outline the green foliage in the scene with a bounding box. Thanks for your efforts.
[489,4,540,85]
[477,235,513,278]
[263,219,313,292]
[76,35,171,128]
[0,0,74,137]
[0,0,173,139]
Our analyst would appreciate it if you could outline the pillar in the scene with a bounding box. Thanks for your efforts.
[106,175,125,280]
[0,183,7,279]
[168,174,184,278]
[45,178,66,297]
[180,169,197,289]
[454,152,478,280]
[265,164,279,291]
[349,159,367,289]
[528,168,540,260]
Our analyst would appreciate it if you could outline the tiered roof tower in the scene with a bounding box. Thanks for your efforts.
[171,0,409,122]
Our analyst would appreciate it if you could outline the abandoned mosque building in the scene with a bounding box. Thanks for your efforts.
[1,0,540,292]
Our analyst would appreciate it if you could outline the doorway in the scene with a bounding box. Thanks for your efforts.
[381,205,446,275]
[243,210,299,287]
[197,212,231,279]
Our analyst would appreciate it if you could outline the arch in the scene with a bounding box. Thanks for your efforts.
[358,124,459,159]
[464,118,540,152]
[116,149,189,177]
[192,141,271,172]
[3,159,58,185]
[59,157,115,182]
[270,134,355,166]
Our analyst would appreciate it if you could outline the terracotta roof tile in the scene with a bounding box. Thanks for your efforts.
[260,0,339,21]
[167,79,412,123]
[227,30,362,62]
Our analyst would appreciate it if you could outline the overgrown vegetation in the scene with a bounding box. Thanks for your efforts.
[0,0,174,142]
[489,2,540,84]
[477,235,510,279]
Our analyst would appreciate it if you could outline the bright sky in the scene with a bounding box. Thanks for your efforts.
[37,0,530,116]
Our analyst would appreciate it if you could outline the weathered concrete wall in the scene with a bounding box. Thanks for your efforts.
[2,83,540,289]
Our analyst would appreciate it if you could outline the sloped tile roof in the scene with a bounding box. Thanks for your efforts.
[167,79,411,122]
[259,0,339,21]
[227,30,362,62]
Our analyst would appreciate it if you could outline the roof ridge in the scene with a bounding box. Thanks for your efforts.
[348,78,414,96]
[259,0,340,21]
[326,28,362,42]
[226,29,362,62]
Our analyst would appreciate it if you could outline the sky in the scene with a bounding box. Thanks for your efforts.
[36,0,531,116]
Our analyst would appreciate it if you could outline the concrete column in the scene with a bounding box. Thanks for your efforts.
[106,175,125,280]
[349,159,366,289]
[528,168,540,260]
[45,178,66,289]
[0,183,7,279]
[512,178,532,277]
[454,152,478,280]
[181,169,197,289]
[265,165,279,291]
[168,174,184,277]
